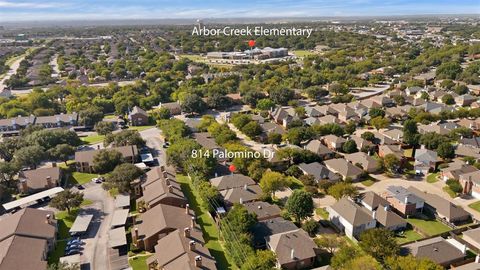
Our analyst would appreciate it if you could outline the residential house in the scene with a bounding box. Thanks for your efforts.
[459,171,480,199]
[260,122,285,135]
[344,152,380,173]
[317,115,342,125]
[322,135,347,151]
[382,186,425,217]
[406,86,423,96]
[381,129,404,143]
[414,148,439,174]
[440,161,477,181]
[455,94,477,107]
[459,137,480,148]
[328,198,376,239]
[0,115,35,134]
[137,167,187,209]
[455,145,480,160]
[133,204,194,251]
[193,133,227,162]
[253,217,298,248]
[209,174,262,205]
[298,162,341,183]
[349,135,375,152]
[324,159,364,181]
[462,227,480,250]
[270,107,297,127]
[407,186,471,224]
[0,208,57,270]
[304,140,335,160]
[359,191,389,212]
[75,145,138,173]
[372,205,407,231]
[378,144,404,161]
[146,228,217,270]
[128,106,149,126]
[18,166,62,194]
[35,113,79,128]
[244,201,282,221]
[158,102,182,115]
[266,229,318,270]
[401,237,465,267]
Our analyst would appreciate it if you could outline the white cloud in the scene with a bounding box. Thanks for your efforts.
[0,1,62,8]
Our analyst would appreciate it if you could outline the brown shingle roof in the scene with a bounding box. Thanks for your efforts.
[266,229,317,266]
[0,236,48,270]
[402,237,464,265]
[136,204,192,239]
[75,145,138,165]
[209,174,256,190]
[330,198,375,226]
[19,167,61,190]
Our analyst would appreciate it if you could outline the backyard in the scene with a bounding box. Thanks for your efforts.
[406,217,451,236]
[469,201,480,213]
[395,228,424,244]
[426,173,439,183]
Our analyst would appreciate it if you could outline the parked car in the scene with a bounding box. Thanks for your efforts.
[76,185,85,190]
[66,243,82,250]
[91,177,104,183]
[67,237,82,245]
[65,249,80,256]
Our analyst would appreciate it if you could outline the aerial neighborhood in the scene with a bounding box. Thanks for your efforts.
[0,11,479,270]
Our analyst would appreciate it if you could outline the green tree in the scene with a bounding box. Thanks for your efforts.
[79,106,104,127]
[94,121,115,135]
[241,121,262,138]
[437,142,455,159]
[331,245,359,269]
[92,149,123,173]
[14,145,44,169]
[49,189,84,214]
[369,108,385,118]
[419,132,449,150]
[241,250,276,270]
[104,129,145,147]
[385,255,443,270]
[436,62,462,80]
[441,94,455,105]
[181,94,207,115]
[327,182,358,200]
[361,131,375,142]
[454,84,469,95]
[151,107,171,120]
[256,98,275,110]
[0,162,20,189]
[267,133,282,144]
[269,87,294,105]
[285,189,314,222]
[403,119,419,146]
[259,171,287,197]
[302,219,319,236]
[342,140,358,153]
[359,228,399,263]
[370,116,390,130]
[314,234,346,255]
[104,163,143,193]
[383,153,400,173]
[344,255,382,270]
[48,144,75,165]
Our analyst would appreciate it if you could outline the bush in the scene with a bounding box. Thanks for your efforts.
[302,219,319,236]
[446,179,463,194]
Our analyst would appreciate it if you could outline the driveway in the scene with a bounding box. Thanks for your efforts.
[139,127,166,166]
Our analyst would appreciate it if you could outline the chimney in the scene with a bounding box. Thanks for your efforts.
[97,145,100,149]
[462,244,467,254]
[475,255,480,263]
[184,227,191,238]
[163,171,168,178]
[160,165,165,172]
[132,215,136,225]
[243,184,248,191]
[165,178,170,186]
[191,216,196,227]
[20,179,28,193]
[52,162,57,168]
[404,195,409,204]
[384,205,389,211]
[185,204,190,214]
[45,214,51,224]
[195,256,202,268]
[372,210,377,219]
[214,172,218,178]
[291,249,295,259]
[168,185,173,193]
[46,176,52,187]
[258,205,262,210]
[239,197,243,204]
[189,240,196,251]
[133,228,139,244]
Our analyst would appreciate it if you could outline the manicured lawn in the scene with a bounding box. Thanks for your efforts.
[361,179,375,187]
[176,174,235,270]
[406,218,451,236]
[404,148,414,158]
[426,173,439,183]
[128,253,152,270]
[128,125,155,132]
[48,208,81,264]
[71,172,98,185]
[81,134,105,144]
[178,54,204,61]
[395,229,423,244]
[293,50,316,57]
[469,201,480,213]
[315,208,329,220]
[443,186,457,198]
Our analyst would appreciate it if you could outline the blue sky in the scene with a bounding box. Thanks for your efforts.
[0,0,478,21]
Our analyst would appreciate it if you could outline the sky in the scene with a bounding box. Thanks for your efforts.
[0,0,478,22]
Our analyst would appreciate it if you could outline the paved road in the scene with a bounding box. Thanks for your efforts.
[139,127,166,166]
[0,54,28,92]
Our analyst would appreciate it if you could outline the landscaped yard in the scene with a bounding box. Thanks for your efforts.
[469,201,480,213]
[426,173,439,183]
[395,229,423,244]
[442,186,457,198]
[71,172,99,185]
[315,208,329,220]
[361,179,375,187]
[81,134,105,144]
[176,174,235,270]
[128,252,152,270]
[406,218,451,236]
[128,125,156,132]
[293,50,317,57]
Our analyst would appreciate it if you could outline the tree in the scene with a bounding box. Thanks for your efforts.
[94,121,115,135]
[369,108,385,118]
[181,94,207,115]
[157,119,190,143]
[436,61,462,80]
[344,121,356,134]
[344,255,382,270]
[14,145,44,169]
[383,153,400,173]
[256,98,275,110]
[269,87,294,105]
[440,79,455,90]
[92,149,123,173]
[285,189,314,222]
[0,162,20,189]
[359,228,399,263]
[241,250,276,270]
[151,107,171,120]
[437,142,455,159]
[259,171,287,197]
[231,114,253,129]
[0,137,26,162]
[328,83,348,96]
[314,234,346,255]
[385,255,443,270]
[331,245,359,269]
[361,131,375,142]
[327,182,358,200]
[241,121,262,138]
[441,94,455,105]
[403,119,419,146]
[104,130,145,147]
[47,262,80,270]
[370,116,390,130]
[267,133,282,144]
[49,189,84,214]
[454,84,469,95]
[342,140,358,153]
[302,219,319,236]
[25,129,82,149]
[446,179,463,194]
[104,163,143,193]
[419,132,449,150]
[49,144,75,165]
[79,106,104,127]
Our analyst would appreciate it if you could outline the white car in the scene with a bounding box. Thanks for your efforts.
[91,177,104,183]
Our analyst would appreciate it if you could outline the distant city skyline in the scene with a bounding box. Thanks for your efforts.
[0,0,478,22]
